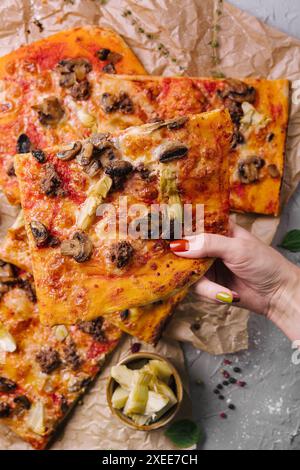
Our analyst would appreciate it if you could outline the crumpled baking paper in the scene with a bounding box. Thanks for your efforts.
[0,0,300,449]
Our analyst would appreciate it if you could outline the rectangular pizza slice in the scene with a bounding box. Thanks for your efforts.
[0,211,187,345]
[15,110,233,326]
[0,26,146,205]
[92,74,289,215]
[0,260,122,449]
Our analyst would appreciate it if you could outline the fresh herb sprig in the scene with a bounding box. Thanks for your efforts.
[279,230,300,252]
[165,419,204,448]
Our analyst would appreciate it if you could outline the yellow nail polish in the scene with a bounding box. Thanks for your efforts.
[216,292,233,304]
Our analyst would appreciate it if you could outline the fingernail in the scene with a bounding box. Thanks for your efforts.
[170,240,189,252]
[232,293,240,303]
[216,292,233,304]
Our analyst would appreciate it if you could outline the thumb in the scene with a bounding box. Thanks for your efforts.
[194,276,240,304]
[170,233,236,262]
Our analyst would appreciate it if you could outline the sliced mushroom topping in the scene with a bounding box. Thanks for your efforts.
[57,141,82,161]
[6,162,16,177]
[102,63,116,74]
[157,142,189,163]
[220,79,256,104]
[89,133,111,148]
[105,160,133,178]
[32,149,47,163]
[34,97,65,126]
[78,317,106,342]
[61,231,93,263]
[71,80,91,101]
[166,117,189,130]
[76,142,95,167]
[98,147,116,168]
[267,164,280,179]
[36,347,61,374]
[63,339,81,371]
[238,156,265,184]
[96,48,111,61]
[16,134,31,154]
[30,221,50,247]
[109,241,134,269]
[0,402,11,417]
[0,377,17,393]
[84,159,102,178]
[14,395,31,411]
[40,163,63,197]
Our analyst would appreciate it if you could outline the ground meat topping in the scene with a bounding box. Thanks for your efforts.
[0,402,11,417]
[105,160,133,178]
[70,80,91,101]
[63,340,81,371]
[0,377,17,393]
[34,96,65,126]
[109,241,134,269]
[36,347,61,374]
[100,92,134,114]
[105,160,133,191]
[40,163,64,197]
[20,279,37,303]
[78,317,106,343]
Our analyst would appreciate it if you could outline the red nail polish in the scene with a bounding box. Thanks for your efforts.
[170,240,189,252]
[232,293,240,303]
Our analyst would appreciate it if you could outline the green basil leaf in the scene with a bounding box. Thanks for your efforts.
[279,230,300,252]
[164,419,203,448]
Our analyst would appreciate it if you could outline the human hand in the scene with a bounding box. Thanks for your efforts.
[170,223,300,341]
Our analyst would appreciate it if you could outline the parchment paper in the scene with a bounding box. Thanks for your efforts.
[0,0,300,450]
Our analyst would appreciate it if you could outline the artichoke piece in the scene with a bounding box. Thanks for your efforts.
[111,365,135,390]
[123,370,151,415]
[144,391,169,416]
[0,327,17,352]
[76,175,113,230]
[240,102,271,134]
[160,166,183,223]
[27,401,45,435]
[129,414,151,426]
[146,359,173,383]
[54,325,69,342]
[112,386,129,410]
[149,377,177,406]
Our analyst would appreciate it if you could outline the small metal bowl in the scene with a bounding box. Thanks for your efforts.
[107,352,183,431]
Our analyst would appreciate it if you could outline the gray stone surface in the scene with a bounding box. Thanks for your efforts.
[185,0,300,450]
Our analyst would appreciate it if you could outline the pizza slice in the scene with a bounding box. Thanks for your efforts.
[0,211,187,345]
[0,26,146,205]
[0,259,122,449]
[15,110,232,326]
[92,74,289,215]
[109,289,188,345]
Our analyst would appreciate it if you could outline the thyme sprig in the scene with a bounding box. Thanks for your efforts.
[122,8,187,74]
